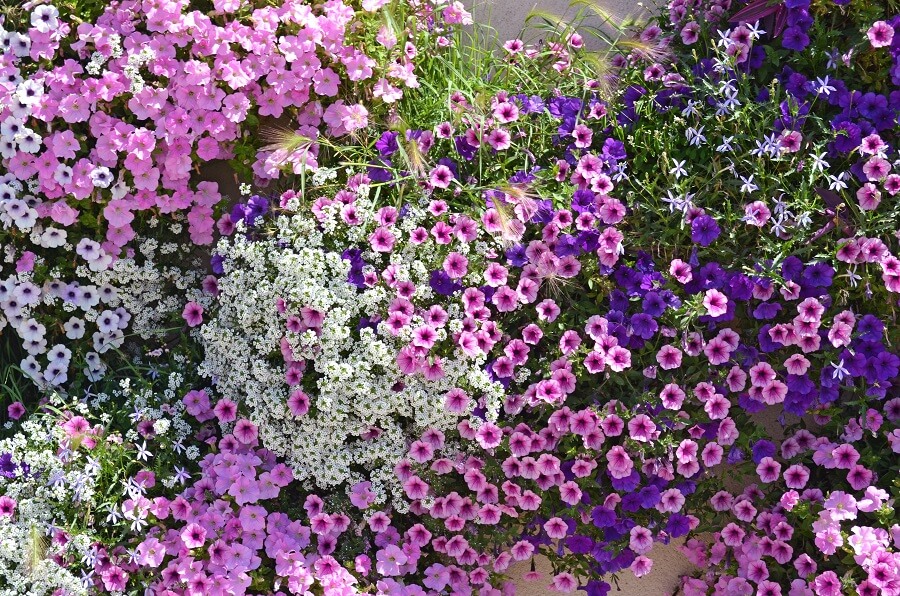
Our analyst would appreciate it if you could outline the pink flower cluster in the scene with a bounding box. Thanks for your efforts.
[131,421,371,595]
[1,0,451,250]
[681,397,900,596]
[0,0,472,392]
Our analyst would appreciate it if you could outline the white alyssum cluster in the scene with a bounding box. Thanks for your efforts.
[83,236,207,340]
[200,202,503,500]
[0,520,88,596]
[0,404,100,595]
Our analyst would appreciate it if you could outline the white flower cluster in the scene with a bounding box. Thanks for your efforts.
[83,237,207,340]
[200,202,503,499]
[0,520,88,596]
[0,252,119,387]
[85,33,126,77]
[0,402,100,596]
[0,211,206,388]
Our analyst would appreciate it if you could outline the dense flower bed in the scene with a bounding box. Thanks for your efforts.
[0,0,898,594]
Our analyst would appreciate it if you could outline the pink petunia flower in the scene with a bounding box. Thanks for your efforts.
[182,302,204,327]
[867,21,895,48]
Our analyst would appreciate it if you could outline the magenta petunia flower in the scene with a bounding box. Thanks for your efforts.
[6,402,25,420]
[485,128,512,150]
[0,496,16,517]
[867,21,895,48]
[857,183,882,210]
[287,390,310,417]
[756,457,781,483]
[606,446,633,479]
[181,301,204,327]
[368,226,396,252]
[180,523,207,549]
[702,289,728,317]
[429,165,454,189]
[655,345,683,370]
[213,398,237,423]
[233,419,258,445]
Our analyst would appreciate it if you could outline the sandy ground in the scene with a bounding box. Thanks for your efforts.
[506,542,694,595]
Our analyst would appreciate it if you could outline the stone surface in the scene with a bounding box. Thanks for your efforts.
[468,0,656,45]
[508,541,694,595]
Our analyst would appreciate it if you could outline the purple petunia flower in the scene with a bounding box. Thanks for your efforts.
[780,255,803,281]
[591,506,617,528]
[832,120,862,153]
[572,189,596,213]
[868,352,900,382]
[641,292,666,317]
[584,580,611,596]
[690,214,721,246]
[512,94,545,114]
[565,535,595,554]
[548,96,583,120]
[211,254,224,275]
[230,195,269,227]
[621,492,643,512]
[454,136,477,161]
[509,168,539,185]
[531,200,554,224]
[608,549,636,574]
[751,439,776,463]
[638,486,661,509]
[801,262,834,287]
[375,131,399,158]
[554,235,581,258]
[630,313,658,339]
[753,302,781,321]
[739,393,768,413]
[0,453,17,478]
[366,160,393,182]
[601,138,627,162]
[342,248,367,288]
[610,469,641,492]
[858,314,885,341]
[782,26,810,51]
[506,244,527,267]
[429,270,462,295]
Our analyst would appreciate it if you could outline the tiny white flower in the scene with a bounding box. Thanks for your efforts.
[827,173,848,191]
[747,21,766,40]
[135,441,152,461]
[815,76,836,96]
[716,136,735,153]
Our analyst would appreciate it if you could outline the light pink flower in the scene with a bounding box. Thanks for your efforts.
[180,523,207,549]
[702,289,728,317]
[867,21,895,48]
